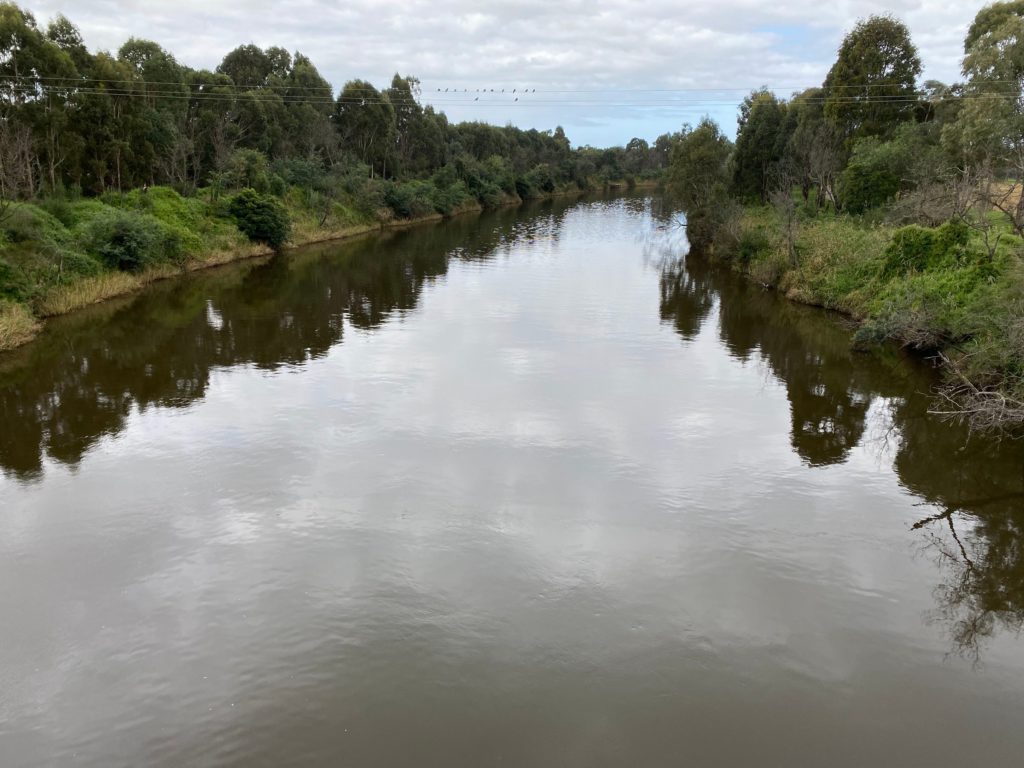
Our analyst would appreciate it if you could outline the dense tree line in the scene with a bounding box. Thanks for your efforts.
[0,2,669,204]
[671,5,1024,239]
[668,2,1024,432]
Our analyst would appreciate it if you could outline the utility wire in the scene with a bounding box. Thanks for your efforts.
[0,83,1017,110]
[0,73,1018,92]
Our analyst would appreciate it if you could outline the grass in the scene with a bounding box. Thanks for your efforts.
[36,270,151,316]
[715,201,1024,432]
[0,175,628,353]
[0,299,39,349]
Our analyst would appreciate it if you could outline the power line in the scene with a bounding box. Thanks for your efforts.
[0,72,1019,93]
[0,82,1017,111]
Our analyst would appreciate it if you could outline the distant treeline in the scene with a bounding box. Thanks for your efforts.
[0,0,677,349]
[0,2,669,201]
[667,1,1024,432]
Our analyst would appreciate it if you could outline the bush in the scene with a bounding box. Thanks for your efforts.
[228,188,291,249]
[117,186,206,254]
[218,149,272,194]
[79,209,183,272]
[342,172,387,218]
[0,256,31,301]
[3,205,73,248]
[882,220,971,277]
[514,177,535,200]
[526,164,556,194]
[273,158,328,191]
[736,227,772,265]
[383,181,435,219]
[840,163,900,214]
[429,180,470,215]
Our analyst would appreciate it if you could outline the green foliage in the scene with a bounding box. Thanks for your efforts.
[3,205,74,249]
[668,118,733,248]
[383,181,436,219]
[428,180,470,215]
[881,221,972,276]
[79,208,184,271]
[736,227,773,265]
[218,149,273,194]
[228,188,291,249]
[839,163,900,214]
[0,256,31,300]
[732,89,789,202]
[823,15,922,142]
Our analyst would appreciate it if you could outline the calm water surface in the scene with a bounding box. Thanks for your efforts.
[2,196,1023,766]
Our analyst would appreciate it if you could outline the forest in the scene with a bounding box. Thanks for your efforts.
[0,1,670,350]
[669,1,1024,432]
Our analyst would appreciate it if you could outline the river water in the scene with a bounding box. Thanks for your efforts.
[2,195,1023,766]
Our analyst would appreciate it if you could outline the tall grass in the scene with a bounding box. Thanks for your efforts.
[0,300,39,350]
[36,271,147,316]
[718,202,1024,431]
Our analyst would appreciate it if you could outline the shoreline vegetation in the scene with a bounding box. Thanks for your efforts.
[0,1,670,353]
[1,181,647,353]
[668,3,1024,433]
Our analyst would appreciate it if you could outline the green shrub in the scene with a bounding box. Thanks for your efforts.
[273,158,327,191]
[79,209,183,271]
[384,181,436,219]
[2,205,73,248]
[59,251,104,278]
[514,177,535,200]
[228,188,291,249]
[0,256,31,301]
[36,196,75,228]
[117,186,206,254]
[840,163,899,214]
[342,173,386,217]
[219,149,272,194]
[526,164,556,194]
[429,180,470,215]
[737,228,772,265]
[882,220,971,276]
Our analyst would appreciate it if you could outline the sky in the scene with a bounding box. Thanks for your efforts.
[28,0,981,147]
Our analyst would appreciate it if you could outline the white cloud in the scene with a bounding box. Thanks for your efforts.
[27,0,980,145]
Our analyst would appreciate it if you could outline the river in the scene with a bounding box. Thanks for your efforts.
[2,195,1023,766]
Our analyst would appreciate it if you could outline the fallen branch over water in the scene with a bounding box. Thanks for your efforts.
[929,351,1024,436]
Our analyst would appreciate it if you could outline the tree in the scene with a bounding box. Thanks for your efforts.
[228,188,290,249]
[335,80,396,177]
[667,118,733,249]
[283,53,335,161]
[944,1,1024,235]
[624,137,650,177]
[217,44,273,89]
[732,88,789,202]
[385,74,446,177]
[785,88,842,206]
[823,15,922,143]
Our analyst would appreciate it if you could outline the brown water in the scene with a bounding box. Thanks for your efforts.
[2,195,1023,767]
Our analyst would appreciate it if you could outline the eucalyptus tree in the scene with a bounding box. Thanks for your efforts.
[946,1,1024,234]
[335,80,396,177]
[732,89,790,202]
[668,118,733,248]
[823,15,921,143]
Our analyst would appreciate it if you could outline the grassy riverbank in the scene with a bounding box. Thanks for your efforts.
[706,204,1024,430]
[0,178,638,353]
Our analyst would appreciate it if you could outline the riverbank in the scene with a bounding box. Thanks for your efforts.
[705,204,1024,431]
[0,181,628,354]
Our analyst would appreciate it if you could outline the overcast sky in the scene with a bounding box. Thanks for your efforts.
[28,0,980,147]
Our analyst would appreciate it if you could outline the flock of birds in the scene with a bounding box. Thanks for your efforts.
[437,87,538,102]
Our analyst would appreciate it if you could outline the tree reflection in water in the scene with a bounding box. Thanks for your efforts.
[0,202,562,480]
[3,196,1023,663]
[656,242,1024,663]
